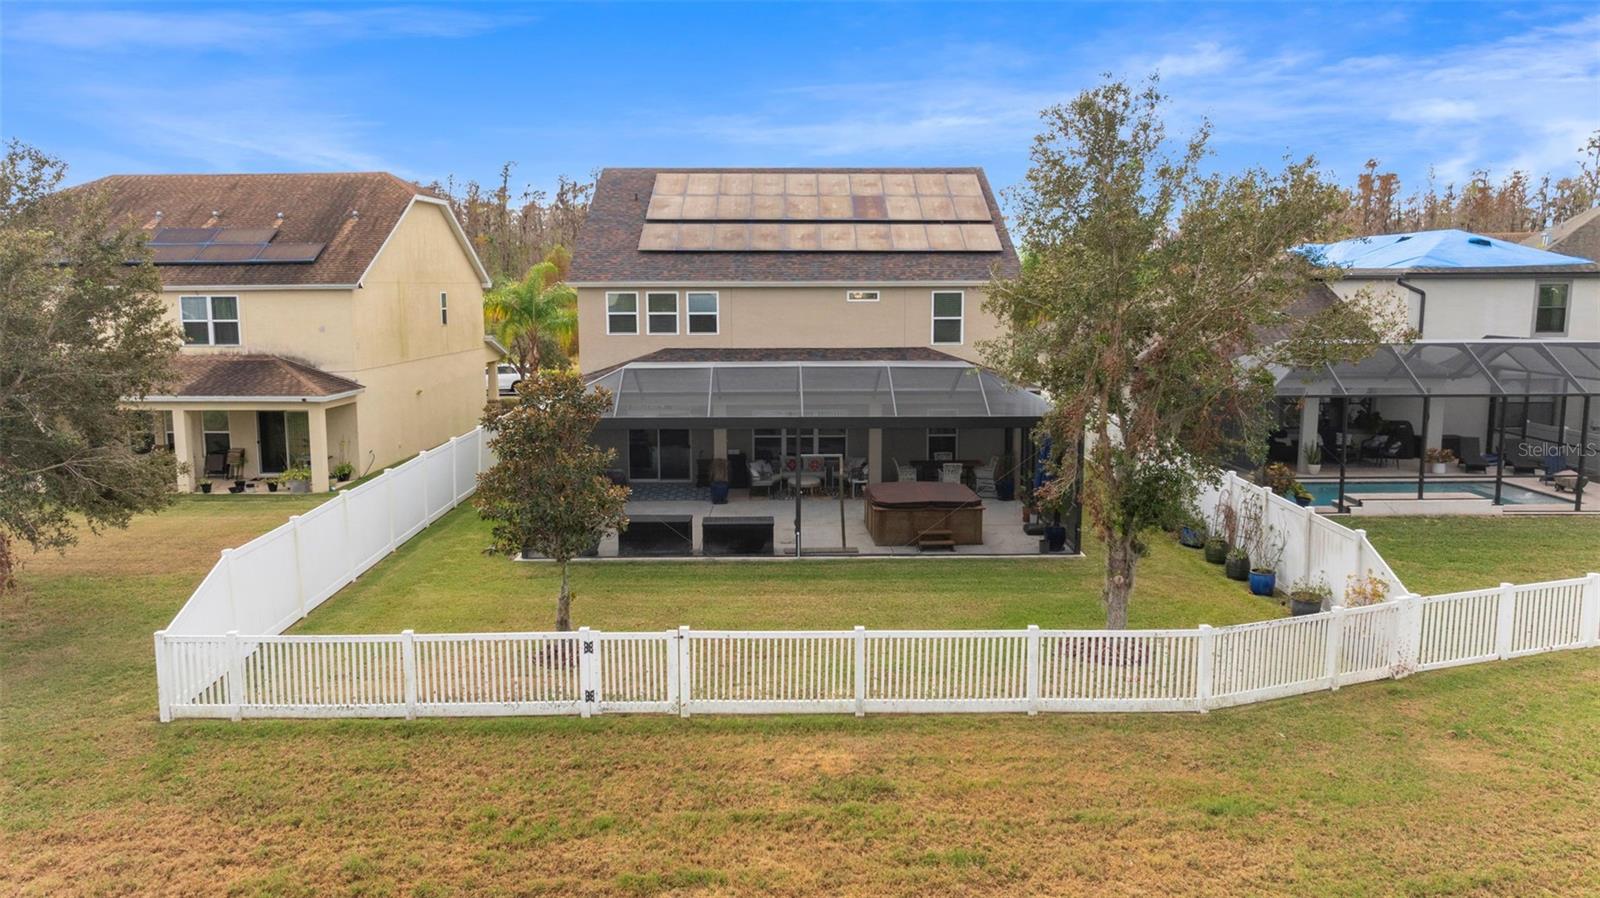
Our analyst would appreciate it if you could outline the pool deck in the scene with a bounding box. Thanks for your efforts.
[1300,467,1593,515]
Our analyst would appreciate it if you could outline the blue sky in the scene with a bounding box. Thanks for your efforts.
[3,2,1597,201]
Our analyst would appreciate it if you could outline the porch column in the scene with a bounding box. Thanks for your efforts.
[712,428,728,463]
[171,409,197,492]
[1423,399,1445,458]
[1297,399,1320,473]
[308,405,331,493]
[868,428,884,483]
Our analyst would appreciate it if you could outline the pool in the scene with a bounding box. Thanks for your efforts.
[1302,479,1567,507]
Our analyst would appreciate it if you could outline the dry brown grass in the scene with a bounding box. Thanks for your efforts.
[4,499,1598,897]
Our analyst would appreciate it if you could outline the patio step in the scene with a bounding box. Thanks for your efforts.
[917,530,955,552]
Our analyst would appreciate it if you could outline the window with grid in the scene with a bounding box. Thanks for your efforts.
[606,292,639,334]
[1535,282,1569,334]
[646,292,679,334]
[180,296,240,345]
[932,291,963,344]
[687,291,719,334]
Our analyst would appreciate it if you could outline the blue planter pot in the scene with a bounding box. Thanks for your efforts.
[1178,526,1205,548]
[1248,570,1276,597]
[709,481,730,504]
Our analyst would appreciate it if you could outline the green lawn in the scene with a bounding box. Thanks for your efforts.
[3,499,1598,896]
[298,504,1286,634]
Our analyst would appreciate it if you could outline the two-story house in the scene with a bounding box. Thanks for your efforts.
[1274,228,1600,504]
[82,173,495,492]
[568,168,1045,497]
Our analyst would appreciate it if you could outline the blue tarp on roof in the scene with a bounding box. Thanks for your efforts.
[1295,229,1592,270]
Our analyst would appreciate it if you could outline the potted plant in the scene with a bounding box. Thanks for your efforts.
[1293,483,1313,507]
[198,481,212,494]
[709,457,730,504]
[1248,527,1284,597]
[1224,545,1251,581]
[1286,576,1332,616]
[1036,484,1070,552]
[333,461,354,482]
[276,465,313,494]
[1263,462,1297,497]
[1303,442,1322,475]
[1423,447,1456,475]
[994,453,1015,501]
[1178,513,1206,548]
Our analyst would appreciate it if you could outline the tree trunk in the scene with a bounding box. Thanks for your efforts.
[1102,532,1138,629]
[555,561,572,631]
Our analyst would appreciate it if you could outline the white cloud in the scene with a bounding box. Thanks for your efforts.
[5,5,514,51]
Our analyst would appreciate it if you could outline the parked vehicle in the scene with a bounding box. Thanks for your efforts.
[493,364,521,394]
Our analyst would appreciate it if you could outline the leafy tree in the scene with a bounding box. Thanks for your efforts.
[0,142,179,591]
[984,79,1404,628]
[484,248,578,375]
[473,370,628,631]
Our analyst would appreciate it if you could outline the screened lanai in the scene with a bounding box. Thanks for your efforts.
[587,360,1051,428]
[1273,340,1599,511]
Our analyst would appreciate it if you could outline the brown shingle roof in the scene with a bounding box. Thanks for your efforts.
[69,172,443,288]
[1523,207,1600,263]
[570,168,1021,284]
[583,346,967,381]
[157,354,363,399]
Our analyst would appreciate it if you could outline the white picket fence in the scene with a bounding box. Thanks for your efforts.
[1197,470,1407,604]
[155,574,1599,720]
[164,427,492,637]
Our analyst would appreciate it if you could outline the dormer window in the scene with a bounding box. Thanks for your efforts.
[180,295,240,345]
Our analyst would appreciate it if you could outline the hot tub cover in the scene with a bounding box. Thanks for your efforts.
[864,482,983,508]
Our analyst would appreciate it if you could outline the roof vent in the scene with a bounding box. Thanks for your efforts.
[1395,235,1412,242]
[1468,236,1492,246]
[154,210,163,219]
[211,209,221,218]
[275,212,285,220]
[350,209,360,220]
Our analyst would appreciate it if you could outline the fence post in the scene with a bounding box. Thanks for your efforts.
[448,436,460,505]
[1495,582,1517,660]
[226,630,244,722]
[665,629,680,714]
[153,630,172,723]
[383,468,396,552]
[1352,528,1367,584]
[1581,573,1600,649]
[220,548,240,632]
[1302,504,1316,585]
[1195,625,1214,713]
[853,626,866,717]
[678,626,692,718]
[1325,606,1345,690]
[402,630,418,720]
[1392,594,1423,678]
[419,448,431,526]
[339,490,356,586]
[289,515,308,619]
[579,626,595,718]
[1025,625,1041,716]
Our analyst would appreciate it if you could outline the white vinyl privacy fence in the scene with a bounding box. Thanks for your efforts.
[156,576,1599,720]
[155,446,1596,721]
[1198,471,1407,605]
[164,427,492,637]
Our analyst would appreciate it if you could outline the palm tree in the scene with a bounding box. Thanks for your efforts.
[483,248,578,377]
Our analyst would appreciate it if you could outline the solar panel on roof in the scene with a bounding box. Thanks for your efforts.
[143,223,323,265]
[149,227,219,245]
[254,242,325,262]
[211,227,278,244]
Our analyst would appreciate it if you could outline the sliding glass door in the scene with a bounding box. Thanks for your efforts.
[627,429,692,481]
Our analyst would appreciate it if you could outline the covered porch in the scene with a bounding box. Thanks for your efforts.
[584,356,1074,555]
[135,354,365,493]
[1272,340,1600,513]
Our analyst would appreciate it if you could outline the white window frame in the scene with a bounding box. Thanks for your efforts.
[927,427,958,459]
[931,290,963,345]
[179,295,241,346]
[606,291,640,335]
[439,291,448,325]
[646,291,680,335]
[1533,281,1570,336]
[686,290,720,335]
[845,289,880,303]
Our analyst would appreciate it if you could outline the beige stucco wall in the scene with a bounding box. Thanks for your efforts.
[152,200,489,487]
[1329,276,1599,340]
[577,284,1001,372]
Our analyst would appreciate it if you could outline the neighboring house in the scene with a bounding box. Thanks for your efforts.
[79,173,496,492]
[1523,206,1600,264]
[1275,229,1600,488]
[568,168,1043,487]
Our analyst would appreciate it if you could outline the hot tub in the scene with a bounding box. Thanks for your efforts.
[863,482,985,546]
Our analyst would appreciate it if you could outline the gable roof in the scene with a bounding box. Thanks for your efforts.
[149,354,364,401]
[1296,228,1598,276]
[1523,207,1600,263]
[569,168,1021,285]
[70,172,489,289]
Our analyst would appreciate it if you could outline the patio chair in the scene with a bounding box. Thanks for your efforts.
[973,455,998,498]
[893,457,917,482]
[1457,437,1494,473]
[225,448,246,480]
[939,462,964,484]
[201,452,229,479]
